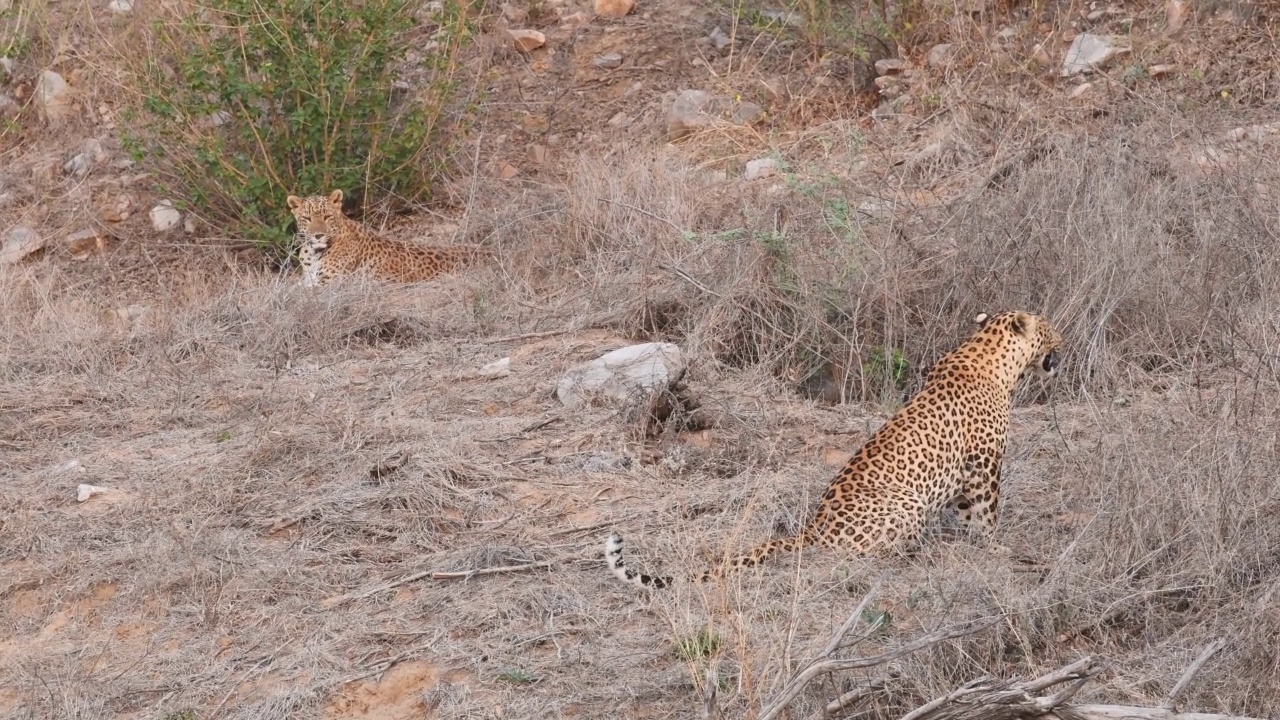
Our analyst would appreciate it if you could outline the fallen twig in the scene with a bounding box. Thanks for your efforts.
[1161,639,1226,710]
[481,328,569,344]
[757,611,998,720]
[320,559,560,609]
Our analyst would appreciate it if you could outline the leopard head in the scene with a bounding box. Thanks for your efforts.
[974,310,1063,379]
[286,189,346,259]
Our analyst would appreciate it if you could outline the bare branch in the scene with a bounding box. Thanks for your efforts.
[1162,639,1227,710]
[758,616,999,720]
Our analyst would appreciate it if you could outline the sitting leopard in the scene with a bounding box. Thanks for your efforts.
[606,310,1063,589]
[286,190,491,287]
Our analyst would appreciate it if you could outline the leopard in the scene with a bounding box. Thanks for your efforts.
[606,310,1063,589]
[286,190,491,287]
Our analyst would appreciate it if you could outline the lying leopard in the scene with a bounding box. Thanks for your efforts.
[286,190,491,287]
[606,310,1063,588]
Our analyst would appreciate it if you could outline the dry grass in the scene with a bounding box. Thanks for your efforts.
[4,101,1280,719]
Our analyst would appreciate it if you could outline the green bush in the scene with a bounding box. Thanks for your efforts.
[123,0,470,254]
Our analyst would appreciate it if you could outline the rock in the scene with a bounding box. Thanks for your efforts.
[670,89,765,138]
[1,227,45,265]
[744,157,778,180]
[76,483,111,503]
[709,26,732,50]
[593,0,634,19]
[63,139,105,178]
[500,2,527,22]
[66,228,107,259]
[0,56,12,77]
[528,143,547,163]
[103,194,134,223]
[478,357,511,378]
[996,25,1017,41]
[759,8,802,26]
[874,57,906,75]
[150,201,181,232]
[34,70,72,123]
[556,342,685,409]
[0,92,17,119]
[1061,33,1129,76]
[1166,0,1187,34]
[498,162,519,179]
[1069,82,1093,98]
[1031,42,1053,66]
[926,43,954,68]
[107,0,134,12]
[183,216,197,233]
[508,29,546,52]
[561,11,591,26]
[592,52,623,69]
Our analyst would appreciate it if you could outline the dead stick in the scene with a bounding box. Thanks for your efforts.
[481,329,569,344]
[823,681,883,718]
[899,677,993,720]
[321,559,558,609]
[1162,638,1226,710]
[757,616,999,720]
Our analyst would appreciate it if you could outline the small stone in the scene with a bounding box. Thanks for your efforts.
[499,162,519,179]
[104,195,133,223]
[150,201,181,232]
[1061,33,1129,76]
[996,26,1017,40]
[1086,9,1105,20]
[1069,82,1093,98]
[0,56,13,77]
[508,29,546,52]
[667,89,764,139]
[477,357,511,378]
[66,228,107,259]
[1166,0,1187,34]
[731,101,764,125]
[1031,42,1053,66]
[1112,395,1130,407]
[34,70,72,124]
[500,2,528,22]
[0,92,18,119]
[77,483,111,503]
[709,26,732,50]
[528,143,546,163]
[1148,63,1174,78]
[561,11,591,26]
[593,0,634,19]
[183,216,197,233]
[592,52,623,69]
[926,43,954,68]
[607,111,626,126]
[107,0,134,12]
[1,227,45,265]
[874,57,906,75]
[744,157,778,180]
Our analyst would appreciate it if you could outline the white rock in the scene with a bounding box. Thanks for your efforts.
[34,70,72,123]
[709,26,732,49]
[744,157,779,180]
[1,227,45,265]
[150,201,181,232]
[874,57,906,75]
[478,357,512,378]
[0,57,13,77]
[1061,33,1129,76]
[926,43,954,67]
[107,0,134,12]
[52,459,84,474]
[556,342,685,408]
[77,483,111,503]
[592,52,623,69]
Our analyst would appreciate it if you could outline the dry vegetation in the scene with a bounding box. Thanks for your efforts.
[3,0,1280,719]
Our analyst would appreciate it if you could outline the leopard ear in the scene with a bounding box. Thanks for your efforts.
[1009,312,1030,336]
[974,312,991,328]
[286,195,302,209]
[327,189,344,206]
